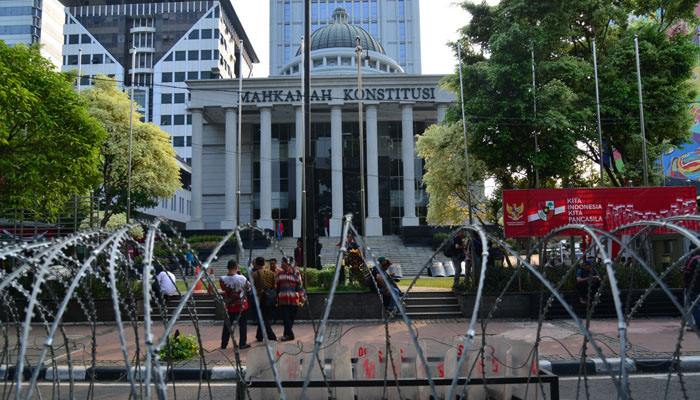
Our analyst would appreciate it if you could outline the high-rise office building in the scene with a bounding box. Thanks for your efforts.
[60,0,258,224]
[269,0,421,75]
[0,0,66,68]
[61,0,258,163]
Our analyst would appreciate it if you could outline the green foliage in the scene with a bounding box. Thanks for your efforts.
[434,232,450,239]
[457,262,683,294]
[306,283,369,292]
[81,75,180,226]
[0,42,104,216]
[444,0,700,188]
[186,235,236,243]
[159,331,200,362]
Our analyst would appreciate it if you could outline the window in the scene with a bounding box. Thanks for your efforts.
[201,50,212,60]
[363,1,369,18]
[81,54,90,65]
[188,71,198,80]
[399,0,405,18]
[68,34,79,44]
[187,136,192,146]
[371,0,377,18]
[68,55,78,65]
[161,93,172,104]
[173,136,184,147]
[91,54,103,64]
[400,43,406,63]
[214,29,219,38]
[371,22,378,37]
[354,2,360,20]
[284,24,290,42]
[284,46,290,63]
[174,72,185,82]
[200,70,212,79]
[164,53,173,61]
[188,50,198,61]
[174,115,185,125]
[214,5,220,18]
[187,114,192,125]
[81,34,90,44]
[213,49,219,59]
[80,75,90,86]
[161,115,172,125]
[284,2,290,21]
[175,51,186,61]
[188,29,199,39]
[174,93,185,103]
[312,2,318,19]
[162,72,172,82]
[321,2,327,19]
[201,29,212,39]
[399,22,405,41]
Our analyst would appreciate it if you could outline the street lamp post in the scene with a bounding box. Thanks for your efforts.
[236,41,244,264]
[355,37,366,239]
[127,47,136,224]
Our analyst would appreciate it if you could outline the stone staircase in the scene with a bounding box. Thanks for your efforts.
[142,293,219,321]
[192,235,451,279]
[404,291,463,319]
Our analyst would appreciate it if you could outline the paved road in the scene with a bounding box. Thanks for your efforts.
[6,373,700,399]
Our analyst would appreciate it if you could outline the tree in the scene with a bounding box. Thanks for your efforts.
[444,0,698,188]
[81,76,180,226]
[415,122,489,225]
[0,42,104,216]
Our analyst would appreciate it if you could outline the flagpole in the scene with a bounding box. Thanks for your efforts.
[592,38,605,186]
[634,35,649,186]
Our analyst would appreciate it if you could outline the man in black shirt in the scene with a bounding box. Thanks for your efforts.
[576,260,601,304]
[450,230,466,289]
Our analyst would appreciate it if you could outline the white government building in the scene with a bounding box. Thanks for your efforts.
[187,6,455,237]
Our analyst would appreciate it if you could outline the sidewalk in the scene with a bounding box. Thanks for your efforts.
[8,317,700,378]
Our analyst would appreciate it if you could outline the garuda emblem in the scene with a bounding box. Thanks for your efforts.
[506,203,524,221]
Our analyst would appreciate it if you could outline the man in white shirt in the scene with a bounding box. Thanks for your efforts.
[157,268,177,297]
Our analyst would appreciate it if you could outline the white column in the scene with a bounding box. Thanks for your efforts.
[221,107,238,229]
[293,106,303,237]
[257,106,274,230]
[437,104,448,125]
[365,105,382,236]
[330,106,344,237]
[401,103,419,226]
[187,108,205,229]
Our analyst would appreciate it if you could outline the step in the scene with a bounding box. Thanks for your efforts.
[405,311,464,319]
[403,291,455,299]
[405,304,461,313]
[404,296,458,305]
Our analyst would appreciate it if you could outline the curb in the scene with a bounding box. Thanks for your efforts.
[5,357,700,381]
[547,356,700,376]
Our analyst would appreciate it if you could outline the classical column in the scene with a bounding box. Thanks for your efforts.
[401,103,419,226]
[187,108,205,229]
[437,104,448,125]
[293,106,303,237]
[257,106,274,230]
[365,104,382,235]
[221,107,238,229]
[329,106,344,237]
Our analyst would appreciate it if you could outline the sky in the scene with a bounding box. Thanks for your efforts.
[231,0,473,77]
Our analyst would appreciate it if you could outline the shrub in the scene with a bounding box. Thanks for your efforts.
[159,330,200,362]
[434,232,450,239]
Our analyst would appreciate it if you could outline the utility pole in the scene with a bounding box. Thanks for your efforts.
[531,44,539,189]
[634,35,649,186]
[126,47,136,224]
[356,36,366,239]
[303,0,316,270]
[592,38,605,187]
[77,48,82,93]
[236,41,244,264]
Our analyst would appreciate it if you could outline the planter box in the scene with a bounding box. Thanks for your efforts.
[2,298,144,323]
[456,288,684,320]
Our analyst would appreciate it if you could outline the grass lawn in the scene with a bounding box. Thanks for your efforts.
[397,277,454,289]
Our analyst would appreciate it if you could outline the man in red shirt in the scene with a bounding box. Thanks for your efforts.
[277,257,305,341]
[220,260,251,350]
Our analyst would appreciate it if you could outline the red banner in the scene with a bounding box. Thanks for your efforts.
[503,187,698,237]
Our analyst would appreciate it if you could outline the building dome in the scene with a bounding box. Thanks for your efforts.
[295,7,385,56]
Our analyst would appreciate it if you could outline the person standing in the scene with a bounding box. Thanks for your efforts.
[220,260,251,350]
[186,249,196,276]
[576,260,601,304]
[337,233,359,284]
[450,230,467,289]
[294,238,303,267]
[277,257,305,341]
[324,217,329,237]
[251,256,277,341]
[276,220,284,241]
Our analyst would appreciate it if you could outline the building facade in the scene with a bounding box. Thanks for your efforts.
[269,0,421,75]
[0,0,65,68]
[188,6,453,236]
[60,0,258,163]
